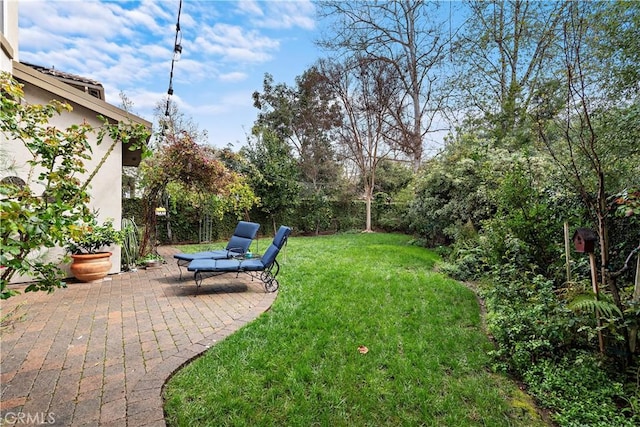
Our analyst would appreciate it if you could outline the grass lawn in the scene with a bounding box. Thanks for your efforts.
[163,232,547,426]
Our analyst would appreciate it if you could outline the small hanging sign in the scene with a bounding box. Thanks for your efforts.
[155,207,167,216]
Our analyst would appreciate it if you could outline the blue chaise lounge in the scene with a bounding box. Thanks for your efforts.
[173,221,260,279]
[187,225,291,292]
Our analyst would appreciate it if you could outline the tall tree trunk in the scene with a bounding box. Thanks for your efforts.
[364,183,373,232]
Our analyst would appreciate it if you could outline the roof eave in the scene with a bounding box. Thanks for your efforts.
[11,60,152,128]
[12,61,151,167]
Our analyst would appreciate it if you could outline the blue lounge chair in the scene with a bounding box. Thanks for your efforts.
[187,226,291,292]
[173,221,260,279]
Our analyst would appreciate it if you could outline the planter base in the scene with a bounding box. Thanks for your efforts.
[70,252,112,282]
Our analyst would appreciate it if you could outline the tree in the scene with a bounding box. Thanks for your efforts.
[317,0,448,171]
[320,56,397,232]
[532,1,640,355]
[241,128,301,232]
[409,132,498,245]
[138,132,250,252]
[591,0,640,99]
[137,97,255,251]
[372,159,414,201]
[252,69,343,194]
[154,97,208,149]
[452,0,566,144]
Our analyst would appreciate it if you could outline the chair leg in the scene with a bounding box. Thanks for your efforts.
[264,277,279,292]
[260,260,280,292]
[177,260,189,280]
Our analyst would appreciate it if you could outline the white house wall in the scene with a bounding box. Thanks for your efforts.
[0,0,18,72]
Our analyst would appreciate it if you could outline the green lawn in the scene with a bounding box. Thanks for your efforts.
[163,232,547,426]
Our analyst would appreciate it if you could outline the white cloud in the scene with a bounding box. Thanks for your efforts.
[193,23,279,63]
[18,23,71,53]
[219,71,248,82]
[19,2,113,37]
[235,0,263,17]
[168,56,210,83]
[253,0,316,30]
[129,89,168,111]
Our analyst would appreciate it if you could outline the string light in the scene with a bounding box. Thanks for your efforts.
[163,0,183,134]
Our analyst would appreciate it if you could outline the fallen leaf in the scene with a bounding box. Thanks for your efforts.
[358,345,369,354]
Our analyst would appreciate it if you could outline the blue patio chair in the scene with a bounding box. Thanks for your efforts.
[187,225,291,292]
[173,221,260,279]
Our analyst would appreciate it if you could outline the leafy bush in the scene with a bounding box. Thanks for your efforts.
[297,194,334,234]
[439,243,489,281]
[65,219,123,254]
[481,272,576,375]
[409,153,494,245]
[0,73,149,298]
[524,352,639,426]
[375,199,411,232]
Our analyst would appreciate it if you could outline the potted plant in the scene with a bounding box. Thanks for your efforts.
[65,218,124,282]
[139,253,164,268]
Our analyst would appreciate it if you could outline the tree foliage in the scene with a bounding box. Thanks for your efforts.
[531,1,640,325]
[241,128,301,231]
[252,69,343,195]
[409,134,495,245]
[406,1,639,420]
[319,55,398,232]
[452,0,566,144]
[139,132,253,251]
[591,0,640,99]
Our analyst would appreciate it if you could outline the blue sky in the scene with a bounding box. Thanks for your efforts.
[18,0,321,149]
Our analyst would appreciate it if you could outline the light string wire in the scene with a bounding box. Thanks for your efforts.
[162,0,183,136]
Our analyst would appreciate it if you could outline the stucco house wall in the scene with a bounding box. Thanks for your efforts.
[1,0,19,72]
[1,1,151,283]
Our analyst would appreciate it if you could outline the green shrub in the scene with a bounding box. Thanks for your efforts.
[524,352,639,426]
[296,195,334,234]
[65,218,124,255]
[482,273,576,375]
[439,244,489,281]
[0,73,148,298]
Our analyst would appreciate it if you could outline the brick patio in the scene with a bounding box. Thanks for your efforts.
[0,246,277,426]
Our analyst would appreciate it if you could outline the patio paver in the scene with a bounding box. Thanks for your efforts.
[0,246,277,426]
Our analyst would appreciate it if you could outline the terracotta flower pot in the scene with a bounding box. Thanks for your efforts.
[70,252,112,282]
